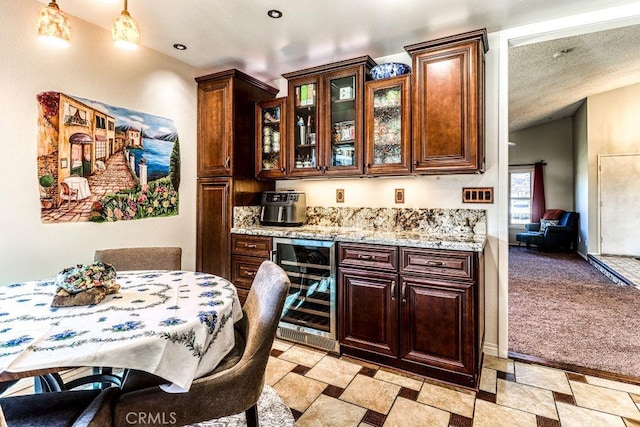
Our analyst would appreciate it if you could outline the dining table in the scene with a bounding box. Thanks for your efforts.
[63,176,92,200]
[0,270,243,392]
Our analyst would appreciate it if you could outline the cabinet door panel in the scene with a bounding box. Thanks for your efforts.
[324,69,364,176]
[364,75,411,175]
[400,276,474,375]
[196,179,231,278]
[198,79,232,176]
[287,77,322,177]
[256,97,287,179]
[407,30,486,174]
[339,268,398,357]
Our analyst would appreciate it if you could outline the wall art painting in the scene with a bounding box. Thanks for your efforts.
[36,92,180,223]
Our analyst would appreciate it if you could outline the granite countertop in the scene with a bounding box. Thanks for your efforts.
[231,225,486,252]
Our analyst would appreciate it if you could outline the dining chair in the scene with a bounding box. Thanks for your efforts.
[0,386,118,427]
[93,247,182,271]
[112,260,291,427]
[60,181,79,210]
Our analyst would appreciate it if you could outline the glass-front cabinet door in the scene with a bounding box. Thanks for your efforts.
[287,77,321,177]
[256,98,287,179]
[284,56,376,178]
[324,70,363,176]
[364,74,411,175]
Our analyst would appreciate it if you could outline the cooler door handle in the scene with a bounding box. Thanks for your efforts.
[277,206,284,222]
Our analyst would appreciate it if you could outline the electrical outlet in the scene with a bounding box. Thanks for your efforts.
[336,189,345,203]
[395,188,404,204]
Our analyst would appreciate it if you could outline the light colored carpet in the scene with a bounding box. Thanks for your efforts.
[187,385,294,427]
[509,247,640,377]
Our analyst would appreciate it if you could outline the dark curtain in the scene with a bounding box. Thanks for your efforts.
[531,161,546,223]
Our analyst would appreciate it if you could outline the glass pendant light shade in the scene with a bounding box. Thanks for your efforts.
[37,1,71,47]
[112,0,139,50]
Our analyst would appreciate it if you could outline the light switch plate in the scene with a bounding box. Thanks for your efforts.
[336,189,345,203]
[462,187,494,203]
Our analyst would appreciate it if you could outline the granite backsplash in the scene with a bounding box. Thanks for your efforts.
[234,206,486,236]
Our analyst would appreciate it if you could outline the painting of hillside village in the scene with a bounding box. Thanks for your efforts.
[36,92,180,223]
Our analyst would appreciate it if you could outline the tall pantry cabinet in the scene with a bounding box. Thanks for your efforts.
[196,69,277,279]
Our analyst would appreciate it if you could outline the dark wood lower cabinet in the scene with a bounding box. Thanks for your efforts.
[399,276,475,384]
[339,268,398,357]
[338,243,484,389]
[230,235,272,304]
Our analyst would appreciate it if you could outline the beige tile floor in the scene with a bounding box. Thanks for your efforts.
[3,342,640,426]
[267,339,640,427]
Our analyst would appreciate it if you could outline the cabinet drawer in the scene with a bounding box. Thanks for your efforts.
[231,235,272,258]
[231,255,267,290]
[400,248,474,281]
[338,243,398,272]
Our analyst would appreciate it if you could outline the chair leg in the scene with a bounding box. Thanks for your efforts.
[245,404,259,427]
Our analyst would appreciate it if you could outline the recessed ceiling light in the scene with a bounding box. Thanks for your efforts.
[552,48,574,59]
[173,43,187,51]
[267,9,283,19]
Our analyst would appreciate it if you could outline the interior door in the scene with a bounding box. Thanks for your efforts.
[599,154,640,256]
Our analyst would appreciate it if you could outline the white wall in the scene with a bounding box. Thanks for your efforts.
[0,1,200,284]
[508,118,575,243]
[587,82,640,254]
[573,101,589,256]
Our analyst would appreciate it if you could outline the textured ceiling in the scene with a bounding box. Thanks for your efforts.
[509,24,640,132]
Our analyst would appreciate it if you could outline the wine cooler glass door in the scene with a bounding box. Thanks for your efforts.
[273,238,336,341]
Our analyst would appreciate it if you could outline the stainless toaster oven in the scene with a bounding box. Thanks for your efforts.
[260,191,306,226]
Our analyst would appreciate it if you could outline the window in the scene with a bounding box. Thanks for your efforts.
[95,139,106,160]
[509,167,533,225]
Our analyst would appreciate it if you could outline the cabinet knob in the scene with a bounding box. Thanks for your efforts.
[401,283,407,302]
[280,167,285,172]
[226,157,231,168]
[414,160,419,166]
[244,244,257,249]
[316,166,322,170]
[357,254,373,260]
[367,163,371,168]
[244,270,256,277]
[324,166,328,171]
[391,280,396,301]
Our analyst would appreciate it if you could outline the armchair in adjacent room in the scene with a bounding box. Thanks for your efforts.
[515,210,579,251]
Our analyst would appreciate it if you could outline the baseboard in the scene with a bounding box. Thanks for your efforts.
[483,342,499,357]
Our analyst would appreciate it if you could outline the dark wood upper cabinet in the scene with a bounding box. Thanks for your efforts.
[196,69,279,178]
[364,74,412,176]
[283,56,376,178]
[256,97,287,180]
[405,29,488,174]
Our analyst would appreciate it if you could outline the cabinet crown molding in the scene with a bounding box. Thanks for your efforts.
[404,28,488,54]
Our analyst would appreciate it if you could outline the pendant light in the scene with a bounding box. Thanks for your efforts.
[112,0,140,50]
[37,0,71,47]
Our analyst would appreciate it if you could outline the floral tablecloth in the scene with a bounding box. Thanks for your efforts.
[0,271,243,391]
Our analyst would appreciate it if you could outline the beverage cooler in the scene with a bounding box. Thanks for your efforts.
[271,237,338,353]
